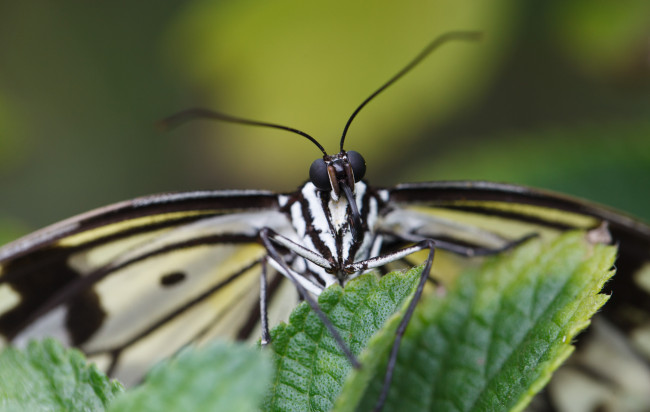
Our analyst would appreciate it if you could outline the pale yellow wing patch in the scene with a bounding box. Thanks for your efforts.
[5,210,295,386]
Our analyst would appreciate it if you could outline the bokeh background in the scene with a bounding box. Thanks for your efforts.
[1,0,649,244]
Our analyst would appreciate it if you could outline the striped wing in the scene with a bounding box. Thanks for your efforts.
[384,181,650,410]
[386,181,650,305]
[0,190,298,386]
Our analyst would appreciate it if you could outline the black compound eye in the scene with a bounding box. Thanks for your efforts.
[347,151,366,182]
[309,158,331,190]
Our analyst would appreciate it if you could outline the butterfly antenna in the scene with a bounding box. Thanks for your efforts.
[339,31,482,151]
[159,107,328,156]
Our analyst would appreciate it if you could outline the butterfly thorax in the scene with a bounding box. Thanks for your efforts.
[281,181,382,286]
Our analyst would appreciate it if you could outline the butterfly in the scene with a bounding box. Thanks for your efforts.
[1,31,650,411]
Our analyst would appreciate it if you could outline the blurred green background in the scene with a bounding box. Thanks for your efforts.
[1,0,649,244]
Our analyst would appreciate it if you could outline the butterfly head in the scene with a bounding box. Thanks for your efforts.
[309,151,366,201]
[309,150,366,238]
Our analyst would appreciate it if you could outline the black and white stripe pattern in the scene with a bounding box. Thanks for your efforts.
[276,181,385,290]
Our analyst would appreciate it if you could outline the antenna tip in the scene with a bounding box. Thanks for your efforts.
[156,108,205,132]
[155,118,171,132]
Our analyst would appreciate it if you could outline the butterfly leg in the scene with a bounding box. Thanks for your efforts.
[260,256,271,346]
[258,227,360,368]
[388,230,537,258]
[430,233,537,257]
[344,238,436,412]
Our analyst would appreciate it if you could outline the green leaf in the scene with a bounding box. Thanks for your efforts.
[0,338,123,411]
[108,341,273,412]
[262,269,421,412]
[338,231,615,412]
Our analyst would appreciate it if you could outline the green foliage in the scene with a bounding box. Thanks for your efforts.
[262,269,420,412]
[337,231,615,411]
[108,341,273,412]
[0,338,123,411]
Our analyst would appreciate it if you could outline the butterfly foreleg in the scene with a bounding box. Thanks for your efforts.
[260,256,271,346]
[261,227,334,270]
[258,227,360,368]
[431,233,537,257]
[387,230,537,257]
[381,208,538,257]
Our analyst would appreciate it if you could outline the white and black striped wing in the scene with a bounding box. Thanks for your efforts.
[0,190,298,385]
[384,180,650,292]
[381,180,650,410]
[383,180,650,323]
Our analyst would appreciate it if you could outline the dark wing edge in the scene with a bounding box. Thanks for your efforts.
[387,180,650,331]
[389,181,650,234]
[0,190,279,263]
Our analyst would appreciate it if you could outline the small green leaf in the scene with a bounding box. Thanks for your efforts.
[108,341,273,412]
[262,269,421,412]
[0,338,123,411]
[339,231,615,412]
